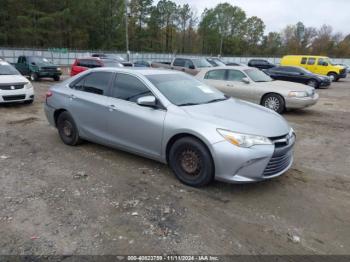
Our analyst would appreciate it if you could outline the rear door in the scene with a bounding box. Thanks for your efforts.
[202,69,227,91]
[172,58,186,72]
[67,71,113,143]
[105,73,166,159]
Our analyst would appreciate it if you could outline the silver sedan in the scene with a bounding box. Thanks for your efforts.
[196,66,319,114]
[44,68,295,187]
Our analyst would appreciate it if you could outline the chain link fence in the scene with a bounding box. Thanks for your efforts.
[1,47,349,66]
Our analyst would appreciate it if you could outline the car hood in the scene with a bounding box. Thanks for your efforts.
[0,74,29,84]
[36,63,57,68]
[256,80,312,91]
[182,98,290,138]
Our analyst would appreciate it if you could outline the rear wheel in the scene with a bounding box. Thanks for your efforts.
[262,94,285,114]
[57,111,82,146]
[307,79,319,88]
[169,137,214,187]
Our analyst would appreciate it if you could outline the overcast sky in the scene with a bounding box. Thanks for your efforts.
[164,0,350,35]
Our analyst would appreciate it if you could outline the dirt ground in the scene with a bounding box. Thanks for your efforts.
[0,75,349,256]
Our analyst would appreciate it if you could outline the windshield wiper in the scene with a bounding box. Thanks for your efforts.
[178,102,200,106]
[205,97,229,104]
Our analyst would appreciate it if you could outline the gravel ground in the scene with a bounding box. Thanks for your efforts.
[0,76,349,255]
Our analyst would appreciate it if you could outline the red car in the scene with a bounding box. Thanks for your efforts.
[70,58,123,76]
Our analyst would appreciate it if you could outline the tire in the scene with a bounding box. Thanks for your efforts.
[169,137,214,187]
[262,93,285,114]
[327,73,338,82]
[307,79,319,88]
[53,75,60,81]
[30,73,39,81]
[56,111,82,146]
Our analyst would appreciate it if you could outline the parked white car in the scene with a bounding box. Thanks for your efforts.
[0,59,34,104]
[196,66,319,113]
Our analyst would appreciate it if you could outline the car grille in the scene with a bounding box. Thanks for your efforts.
[2,95,26,101]
[263,152,293,177]
[42,67,58,72]
[340,69,346,75]
[263,133,295,177]
[0,84,25,90]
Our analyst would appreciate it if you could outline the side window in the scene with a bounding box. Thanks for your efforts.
[111,74,152,103]
[307,58,316,65]
[227,70,246,81]
[205,70,226,80]
[72,72,112,95]
[301,57,307,64]
[184,59,194,69]
[318,58,325,65]
[173,58,185,67]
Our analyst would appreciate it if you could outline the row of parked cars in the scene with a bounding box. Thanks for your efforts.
[0,53,347,187]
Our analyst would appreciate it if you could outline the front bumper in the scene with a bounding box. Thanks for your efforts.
[0,88,34,103]
[37,71,62,77]
[285,93,319,109]
[211,134,295,183]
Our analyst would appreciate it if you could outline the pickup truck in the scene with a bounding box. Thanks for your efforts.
[151,57,213,75]
[13,56,62,81]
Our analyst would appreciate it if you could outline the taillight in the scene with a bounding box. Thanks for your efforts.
[45,91,53,103]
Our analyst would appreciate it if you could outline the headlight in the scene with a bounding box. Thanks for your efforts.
[288,91,308,98]
[57,67,61,71]
[217,129,272,148]
[289,127,295,137]
[25,82,33,89]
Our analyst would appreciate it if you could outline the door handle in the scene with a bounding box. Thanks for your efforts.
[69,94,76,100]
[108,104,117,111]
[226,84,234,87]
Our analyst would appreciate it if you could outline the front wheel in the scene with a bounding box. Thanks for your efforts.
[53,75,60,81]
[307,79,319,88]
[327,73,338,82]
[57,111,82,146]
[169,137,214,187]
[30,73,39,81]
[262,94,285,114]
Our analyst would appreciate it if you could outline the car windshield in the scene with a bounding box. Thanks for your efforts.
[209,59,226,66]
[296,67,313,74]
[244,69,272,82]
[29,56,51,64]
[102,60,123,67]
[146,74,228,106]
[0,62,20,75]
[192,58,213,68]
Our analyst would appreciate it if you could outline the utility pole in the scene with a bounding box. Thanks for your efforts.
[125,0,130,61]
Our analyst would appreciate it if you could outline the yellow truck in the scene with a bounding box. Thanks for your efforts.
[280,55,347,82]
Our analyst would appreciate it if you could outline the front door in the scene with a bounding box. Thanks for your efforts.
[105,73,166,159]
[225,69,255,102]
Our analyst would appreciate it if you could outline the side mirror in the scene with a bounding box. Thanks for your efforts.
[137,95,157,108]
[189,65,195,70]
[31,62,36,65]
[242,77,250,84]
[322,62,328,66]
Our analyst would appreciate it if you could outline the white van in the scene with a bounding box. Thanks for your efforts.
[0,59,34,104]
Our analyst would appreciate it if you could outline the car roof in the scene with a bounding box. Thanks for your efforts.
[200,66,251,71]
[90,67,183,76]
